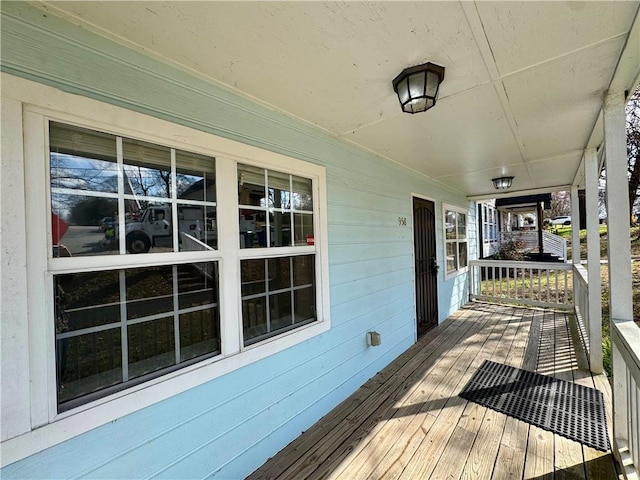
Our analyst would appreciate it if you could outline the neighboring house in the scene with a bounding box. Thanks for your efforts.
[1,2,638,479]
[478,194,566,261]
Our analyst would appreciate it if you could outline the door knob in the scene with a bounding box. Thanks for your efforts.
[430,258,439,273]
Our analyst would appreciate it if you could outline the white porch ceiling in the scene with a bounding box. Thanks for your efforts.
[35,1,640,198]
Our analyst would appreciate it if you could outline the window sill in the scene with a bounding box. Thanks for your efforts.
[444,266,469,282]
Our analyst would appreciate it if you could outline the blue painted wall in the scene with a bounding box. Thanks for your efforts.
[1,3,475,478]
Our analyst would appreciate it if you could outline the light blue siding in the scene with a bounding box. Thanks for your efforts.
[1,3,477,478]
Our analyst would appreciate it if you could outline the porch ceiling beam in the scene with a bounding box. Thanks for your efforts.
[608,5,640,97]
[577,7,639,188]
[467,184,572,202]
[579,6,640,185]
[460,2,532,181]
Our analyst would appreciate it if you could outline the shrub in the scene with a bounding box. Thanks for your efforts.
[492,235,526,261]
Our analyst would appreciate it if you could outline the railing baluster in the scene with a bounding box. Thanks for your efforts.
[511,268,514,299]
[629,372,635,467]
[492,266,496,298]
[518,268,524,298]
[538,271,541,302]
[546,269,550,303]
[632,374,639,469]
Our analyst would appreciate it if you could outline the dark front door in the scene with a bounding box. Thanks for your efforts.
[413,197,438,337]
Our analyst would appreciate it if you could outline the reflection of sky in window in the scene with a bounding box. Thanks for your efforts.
[51,154,213,202]
[50,153,118,193]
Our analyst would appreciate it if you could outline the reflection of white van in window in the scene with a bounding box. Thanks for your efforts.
[108,205,216,253]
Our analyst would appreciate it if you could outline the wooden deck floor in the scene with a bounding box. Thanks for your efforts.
[248,302,619,480]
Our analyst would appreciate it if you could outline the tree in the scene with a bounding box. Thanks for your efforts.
[549,191,571,218]
[596,87,640,225]
[627,87,640,219]
[69,197,117,226]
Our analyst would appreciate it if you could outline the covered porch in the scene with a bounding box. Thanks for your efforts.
[1,2,640,479]
[249,302,618,479]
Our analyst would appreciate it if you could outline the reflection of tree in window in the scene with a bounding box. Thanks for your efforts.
[69,197,118,226]
[123,138,172,199]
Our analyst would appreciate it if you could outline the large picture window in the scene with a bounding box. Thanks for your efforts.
[10,85,329,461]
[444,205,468,276]
[43,119,327,412]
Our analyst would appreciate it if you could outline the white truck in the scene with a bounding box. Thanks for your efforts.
[106,205,215,253]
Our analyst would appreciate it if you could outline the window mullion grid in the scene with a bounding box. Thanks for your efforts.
[455,212,460,271]
[119,270,129,382]
[289,256,295,327]
[289,175,294,247]
[265,169,271,248]
[171,148,179,252]
[173,264,180,365]
[116,136,126,254]
[265,259,271,334]
[170,150,181,364]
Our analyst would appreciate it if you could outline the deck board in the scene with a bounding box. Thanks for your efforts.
[248,303,620,480]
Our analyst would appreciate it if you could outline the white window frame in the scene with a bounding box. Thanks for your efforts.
[3,79,330,465]
[443,203,469,280]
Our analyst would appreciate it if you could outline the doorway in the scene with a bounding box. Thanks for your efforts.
[413,197,438,337]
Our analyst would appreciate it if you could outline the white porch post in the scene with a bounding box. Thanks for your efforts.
[571,185,581,265]
[604,91,633,462]
[605,92,634,321]
[585,148,603,373]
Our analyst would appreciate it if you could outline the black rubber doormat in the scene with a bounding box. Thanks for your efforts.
[459,360,610,452]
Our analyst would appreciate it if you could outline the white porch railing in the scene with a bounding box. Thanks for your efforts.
[573,265,592,357]
[469,259,573,309]
[470,259,640,478]
[499,231,567,260]
[612,318,640,479]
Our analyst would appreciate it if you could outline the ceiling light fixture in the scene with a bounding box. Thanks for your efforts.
[492,176,514,190]
[392,62,445,114]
